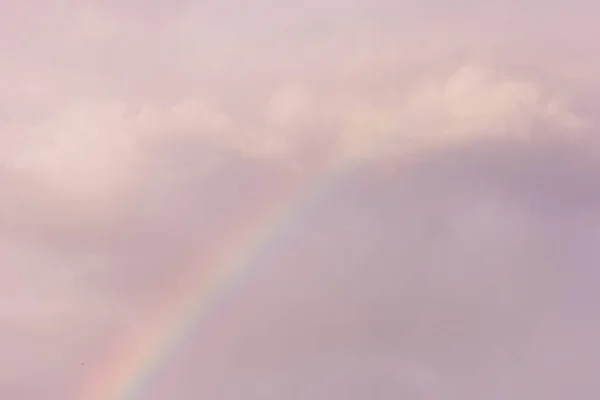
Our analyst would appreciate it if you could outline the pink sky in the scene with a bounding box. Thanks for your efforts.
[2,0,600,398]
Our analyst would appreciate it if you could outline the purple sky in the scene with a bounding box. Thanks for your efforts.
[2,0,600,398]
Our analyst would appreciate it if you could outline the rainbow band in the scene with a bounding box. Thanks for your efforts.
[79,163,352,399]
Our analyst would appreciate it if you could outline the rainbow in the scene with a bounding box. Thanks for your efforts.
[78,163,353,399]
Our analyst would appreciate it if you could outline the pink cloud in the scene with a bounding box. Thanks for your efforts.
[1,0,600,399]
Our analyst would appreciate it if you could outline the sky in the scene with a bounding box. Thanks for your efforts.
[1,0,600,398]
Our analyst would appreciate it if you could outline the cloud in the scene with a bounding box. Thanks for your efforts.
[1,2,592,217]
[1,60,586,209]
[1,1,600,399]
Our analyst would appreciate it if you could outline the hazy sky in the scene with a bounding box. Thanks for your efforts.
[2,0,600,398]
